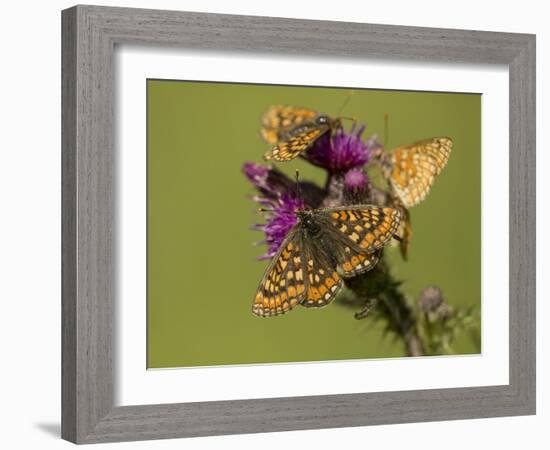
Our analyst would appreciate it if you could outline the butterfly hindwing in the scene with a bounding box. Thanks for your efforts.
[338,248,382,277]
[383,137,452,208]
[261,105,318,144]
[394,203,413,260]
[252,229,306,317]
[300,241,344,308]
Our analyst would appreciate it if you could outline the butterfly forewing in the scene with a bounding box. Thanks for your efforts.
[383,137,452,208]
[425,137,452,175]
[261,105,340,162]
[264,125,329,161]
[252,229,307,317]
[325,206,402,253]
[313,215,384,277]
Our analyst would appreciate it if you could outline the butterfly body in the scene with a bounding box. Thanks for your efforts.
[252,205,402,317]
[261,106,342,162]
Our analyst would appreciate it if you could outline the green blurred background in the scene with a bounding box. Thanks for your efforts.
[147,79,481,368]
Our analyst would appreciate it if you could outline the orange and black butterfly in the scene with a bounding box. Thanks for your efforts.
[392,199,413,260]
[252,205,402,317]
[378,137,453,208]
[261,106,344,162]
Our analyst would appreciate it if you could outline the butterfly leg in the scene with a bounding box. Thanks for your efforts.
[354,298,378,320]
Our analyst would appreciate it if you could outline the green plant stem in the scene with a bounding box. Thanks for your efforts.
[324,172,424,356]
[343,259,425,357]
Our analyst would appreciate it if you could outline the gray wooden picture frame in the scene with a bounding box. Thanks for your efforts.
[61,4,536,444]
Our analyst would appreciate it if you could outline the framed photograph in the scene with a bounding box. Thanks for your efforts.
[61,5,535,444]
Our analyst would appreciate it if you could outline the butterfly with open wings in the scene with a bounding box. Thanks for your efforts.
[252,205,402,317]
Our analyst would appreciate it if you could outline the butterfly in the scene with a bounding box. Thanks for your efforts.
[252,205,402,317]
[392,200,413,260]
[378,137,453,208]
[261,105,343,162]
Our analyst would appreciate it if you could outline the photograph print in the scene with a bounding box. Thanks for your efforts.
[146,80,481,369]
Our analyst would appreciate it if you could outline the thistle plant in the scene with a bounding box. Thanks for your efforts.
[243,113,478,357]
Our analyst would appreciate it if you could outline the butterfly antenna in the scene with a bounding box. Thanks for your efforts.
[340,116,357,132]
[336,90,354,116]
[294,169,304,201]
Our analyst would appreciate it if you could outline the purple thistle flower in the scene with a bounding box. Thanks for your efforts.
[242,162,293,200]
[243,162,313,259]
[254,193,304,259]
[305,124,377,172]
[344,168,368,192]
[242,161,268,182]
